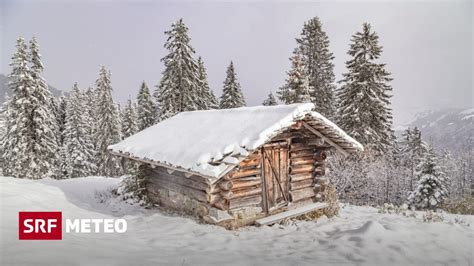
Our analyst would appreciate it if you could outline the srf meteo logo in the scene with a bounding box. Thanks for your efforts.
[19,211,127,240]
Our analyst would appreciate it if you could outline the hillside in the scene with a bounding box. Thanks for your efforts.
[0,73,64,103]
[401,108,473,154]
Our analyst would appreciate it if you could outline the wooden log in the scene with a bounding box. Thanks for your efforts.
[291,164,314,174]
[220,190,234,200]
[314,150,327,161]
[151,168,212,192]
[290,173,313,182]
[290,187,316,202]
[232,179,262,190]
[151,167,209,186]
[150,178,208,203]
[314,166,326,176]
[239,157,261,168]
[230,187,261,199]
[290,158,314,166]
[290,179,314,190]
[290,143,313,152]
[208,193,222,204]
[218,180,233,191]
[231,168,261,179]
[290,149,314,158]
[229,195,262,209]
[212,199,229,210]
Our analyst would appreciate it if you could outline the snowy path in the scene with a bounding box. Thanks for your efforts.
[1,176,472,265]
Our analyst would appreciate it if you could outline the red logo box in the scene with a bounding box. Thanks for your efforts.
[19,212,62,240]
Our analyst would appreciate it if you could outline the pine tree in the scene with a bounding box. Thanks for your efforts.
[28,37,60,178]
[155,19,201,120]
[63,83,96,177]
[197,57,218,110]
[1,37,59,179]
[136,81,156,130]
[219,61,246,109]
[296,17,336,118]
[337,23,394,153]
[54,95,67,147]
[278,53,311,104]
[95,66,123,176]
[400,127,427,190]
[122,99,138,138]
[262,92,277,106]
[408,145,449,209]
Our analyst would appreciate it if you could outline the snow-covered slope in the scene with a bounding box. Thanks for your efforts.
[399,108,473,153]
[1,176,472,265]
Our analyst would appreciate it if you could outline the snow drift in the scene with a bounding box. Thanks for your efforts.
[1,176,472,265]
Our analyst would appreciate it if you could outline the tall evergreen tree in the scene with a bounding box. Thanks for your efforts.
[122,99,138,138]
[197,57,218,110]
[95,66,123,176]
[296,17,336,117]
[28,37,59,178]
[401,127,427,190]
[1,37,59,179]
[155,19,201,120]
[219,61,246,109]
[408,145,449,209]
[136,81,156,130]
[262,92,278,106]
[278,53,311,104]
[63,83,96,177]
[337,23,394,153]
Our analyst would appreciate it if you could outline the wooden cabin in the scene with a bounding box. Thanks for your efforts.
[109,103,363,226]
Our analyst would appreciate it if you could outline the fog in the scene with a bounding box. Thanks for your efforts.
[1,0,472,126]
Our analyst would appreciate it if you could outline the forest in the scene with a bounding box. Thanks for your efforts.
[0,17,472,213]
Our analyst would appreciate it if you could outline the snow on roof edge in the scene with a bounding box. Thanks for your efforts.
[109,103,363,180]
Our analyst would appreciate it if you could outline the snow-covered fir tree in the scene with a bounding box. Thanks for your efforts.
[400,127,427,191]
[296,17,336,118]
[197,56,218,110]
[337,23,394,153]
[28,37,59,178]
[1,37,59,179]
[122,99,138,138]
[155,19,201,120]
[54,95,67,147]
[136,81,156,130]
[408,145,449,209]
[63,83,96,177]
[278,53,312,104]
[262,92,278,106]
[95,66,123,176]
[219,61,246,109]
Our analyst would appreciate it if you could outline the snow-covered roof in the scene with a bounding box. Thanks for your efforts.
[109,103,363,182]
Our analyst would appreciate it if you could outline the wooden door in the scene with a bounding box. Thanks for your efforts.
[261,141,289,213]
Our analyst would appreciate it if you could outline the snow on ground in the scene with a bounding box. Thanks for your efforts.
[1,176,472,265]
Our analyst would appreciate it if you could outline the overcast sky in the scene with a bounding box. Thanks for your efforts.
[1,0,472,126]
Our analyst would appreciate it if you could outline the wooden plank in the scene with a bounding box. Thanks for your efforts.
[229,195,262,209]
[302,122,349,157]
[150,168,211,192]
[290,164,314,174]
[290,173,313,182]
[290,178,314,190]
[230,187,261,199]
[149,178,208,203]
[231,168,261,179]
[232,179,262,190]
[290,187,316,202]
[290,158,314,166]
[255,202,329,226]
